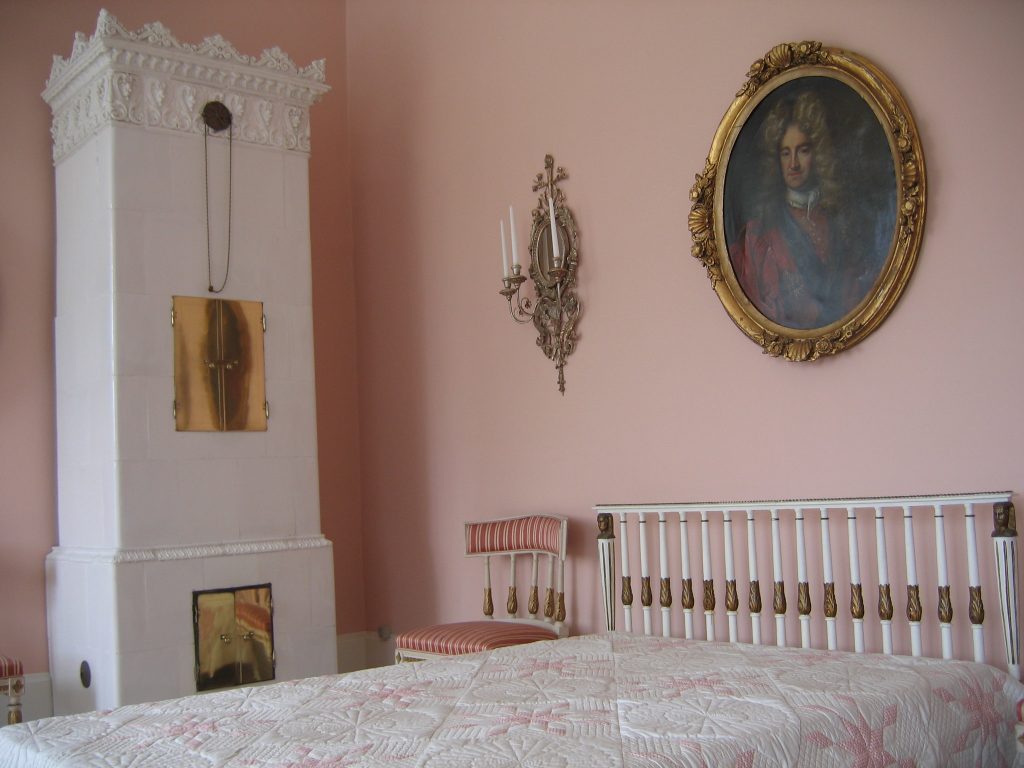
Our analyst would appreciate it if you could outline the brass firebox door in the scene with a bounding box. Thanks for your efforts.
[193,584,275,692]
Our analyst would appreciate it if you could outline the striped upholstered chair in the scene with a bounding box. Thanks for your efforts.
[1,656,24,725]
[394,514,568,662]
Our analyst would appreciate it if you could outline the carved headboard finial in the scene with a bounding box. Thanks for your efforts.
[993,501,1017,537]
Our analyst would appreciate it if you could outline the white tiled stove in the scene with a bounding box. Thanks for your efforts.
[43,11,337,714]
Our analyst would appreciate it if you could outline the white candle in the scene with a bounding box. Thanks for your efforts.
[508,206,520,269]
[500,219,510,278]
[547,194,561,267]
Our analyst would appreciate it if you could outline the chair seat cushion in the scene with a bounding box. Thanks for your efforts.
[395,621,559,656]
[0,656,23,678]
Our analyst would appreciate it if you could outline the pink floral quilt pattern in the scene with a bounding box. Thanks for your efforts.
[1,634,1021,767]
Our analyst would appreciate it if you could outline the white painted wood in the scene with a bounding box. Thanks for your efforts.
[598,535,615,631]
[619,513,633,634]
[880,620,893,656]
[965,503,985,664]
[638,512,652,636]
[820,507,837,651]
[771,508,786,648]
[597,493,1011,515]
[746,509,762,645]
[934,506,949,590]
[701,510,715,641]
[795,507,810,649]
[595,492,1017,675]
[724,510,737,642]
[679,512,694,640]
[994,535,1020,680]
[847,506,865,654]
[658,512,671,638]
[934,504,953,660]
[902,505,922,657]
[874,506,893,655]
[973,625,986,666]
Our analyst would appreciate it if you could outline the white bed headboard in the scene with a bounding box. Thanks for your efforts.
[595,492,1020,679]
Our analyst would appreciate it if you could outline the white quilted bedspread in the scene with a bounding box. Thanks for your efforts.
[2,633,1022,767]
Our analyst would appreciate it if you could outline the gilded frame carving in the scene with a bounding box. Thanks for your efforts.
[689,42,925,361]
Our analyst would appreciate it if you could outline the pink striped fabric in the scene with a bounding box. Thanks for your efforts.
[0,656,22,678]
[395,621,558,656]
[465,515,564,556]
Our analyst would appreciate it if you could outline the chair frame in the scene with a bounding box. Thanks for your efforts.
[2,667,23,726]
[395,514,568,662]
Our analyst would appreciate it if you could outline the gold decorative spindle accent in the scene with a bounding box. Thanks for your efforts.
[640,576,653,608]
[483,587,493,617]
[621,576,633,607]
[681,578,695,610]
[528,586,539,616]
[748,581,762,613]
[850,584,865,620]
[823,582,837,618]
[556,592,566,623]
[726,580,739,612]
[507,586,518,616]
[7,677,24,725]
[703,580,716,612]
[906,585,923,623]
[660,578,672,608]
[969,585,985,625]
[544,586,555,618]
[937,585,953,624]
[797,582,811,616]
[878,584,894,621]
[774,582,787,615]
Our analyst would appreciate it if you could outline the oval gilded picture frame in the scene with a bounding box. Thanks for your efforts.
[689,42,925,361]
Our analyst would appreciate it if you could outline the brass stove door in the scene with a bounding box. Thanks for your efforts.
[173,296,267,431]
[193,584,274,692]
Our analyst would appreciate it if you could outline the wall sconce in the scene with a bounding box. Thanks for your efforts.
[499,154,581,394]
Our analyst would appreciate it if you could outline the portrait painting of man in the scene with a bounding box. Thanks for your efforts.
[723,76,898,331]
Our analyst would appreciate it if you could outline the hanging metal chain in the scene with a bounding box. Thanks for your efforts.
[202,101,233,294]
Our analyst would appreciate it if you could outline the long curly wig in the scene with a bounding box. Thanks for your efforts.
[759,89,840,210]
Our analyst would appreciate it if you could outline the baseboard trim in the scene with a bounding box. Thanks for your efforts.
[336,631,368,673]
[336,631,395,672]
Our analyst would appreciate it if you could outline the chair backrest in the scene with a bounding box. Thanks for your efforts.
[465,514,568,633]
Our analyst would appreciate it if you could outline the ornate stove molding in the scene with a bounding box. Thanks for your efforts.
[50,535,332,565]
[42,9,330,163]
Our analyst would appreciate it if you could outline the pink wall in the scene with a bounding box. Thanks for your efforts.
[346,1,1024,642]
[0,0,363,672]
[3,0,1023,678]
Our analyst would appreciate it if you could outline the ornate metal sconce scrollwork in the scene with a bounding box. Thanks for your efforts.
[499,154,581,394]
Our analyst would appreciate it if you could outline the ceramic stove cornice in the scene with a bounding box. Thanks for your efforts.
[42,8,330,163]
